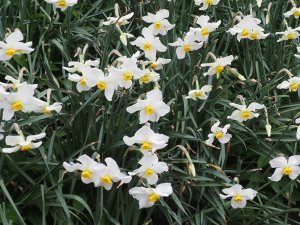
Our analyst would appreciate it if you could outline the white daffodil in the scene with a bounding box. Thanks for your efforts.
[0,85,9,105]
[189,15,221,42]
[63,154,104,184]
[220,184,257,209]
[129,154,168,185]
[1,85,38,121]
[296,118,300,140]
[103,12,134,26]
[142,9,175,35]
[268,155,300,181]
[295,47,300,59]
[194,0,220,10]
[137,69,160,85]
[123,125,169,154]
[68,73,92,93]
[45,0,77,11]
[144,57,171,70]
[276,27,300,42]
[277,77,300,92]
[169,33,203,59]
[81,66,117,101]
[34,89,62,114]
[126,89,170,124]
[201,55,234,78]
[63,59,100,73]
[227,102,265,122]
[284,7,300,18]
[119,32,134,46]
[2,131,46,153]
[0,75,37,90]
[206,121,232,145]
[92,157,132,190]
[0,123,4,141]
[0,29,34,61]
[228,15,269,42]
[131,28,167,59]
[129,183,172,209]
[186,85,212,100]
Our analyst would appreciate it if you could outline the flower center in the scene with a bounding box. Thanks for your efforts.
[81,169,92,179]
[79,78,87,86]
[290,82,298,91]
[145,105,154,114]
[250,32,258,40]
[123,72,133,81]
[97,81,107,90]
[11,100,23,111]
[287,32,295,40]
[140,73,151,83]
[58,0,67,7]
[215,131,224,139]
[43,108,51,114]
[240,110,251,119]
[100,175,112,184]
[5,48,16,56]
[215,65,224,74]
[141,141,152,151]
[20,145,31,151]
[294,11,300,17]
[148,193,160,202]
[144,42,153,51]
[154,21,162,29]
[183,44,191,52]
[201,27,210,36]
[241,28,250,37]
[206,0,213,5]
[283,166,292,175]
[145,168,154,177]
[234,194,244,202]
[194,91,203,97]
[150,63,158,69]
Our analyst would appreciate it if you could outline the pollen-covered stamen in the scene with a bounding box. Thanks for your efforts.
[215,65,224,74]
[58,0,67,7]
[233,194,243,202]
[148,193,160,202]
[194,91,203,97]
[20,145,31,151]
[81,169,92,179]
[79,78,87,86]
[287,32,295,39]
[97,81,107,90]
[141,141,152,151]
[123,72,133,81]
[154,21,162,29]
[240,110,251,119]
[11,100,23,111]
[183,44,191,52]
[100,175,112,184]
[215,131,224,139]
[241,28,250,37]
[283,166,292,175]
[145,168,154,177]
[143,42,153,51]
[290,82,298,91]
[144,105,154,114]
[5,48,16,56]
[201,27,210,36]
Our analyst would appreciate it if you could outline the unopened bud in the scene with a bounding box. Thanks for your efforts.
[265,124,272,137]
[188,163,196,177]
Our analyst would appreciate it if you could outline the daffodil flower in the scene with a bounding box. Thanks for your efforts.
[2,131,46,153]
[276,27,300,42]
[131,27,167,59]
[0,29,34,61]
[34,89,62,114]
[189,15,221,42]
[220,184,257,209]
[126,89,170,124]
[186,85,212,100]
[0,85,9,105]
[81,66,117,101]
[227,102,265,122]
[228,15,269,42]
[0,123,4,140]
[63,154,104,184]
[129,183,172,209]
[119,32,134,46]
[142,9,175,35]
[137,69,160,85]
[268,155,300,181]
[123,125,169,154]
[284,7,300,18]
[206,121,232,145]
[129,154,168,185]
[296,118,300,140]
[45,0,77,11]
[144,57,171,70]
[0,75,37,90]
[169,33,203,59]
[63,59,100,73]
[68,73,92,93]
[277,77,300,92]
[1,85,38,121]
[103,12,134,26]
[92,157,132,190]
[194,0,220,10]
[201,55,234,78]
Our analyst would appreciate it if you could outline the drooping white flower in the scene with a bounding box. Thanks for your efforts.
[0,29,34,61]
[185,85,212,100]
[142,9,175,35]
[0,123,4,141]
[92,157,132,190]
[296,118,300,140]
[0,75,37,90]
[129,183,172,209]
[131,28,167,59]
[103,12,134,26]
[194,0,220,10]
[276,27,300,42]
[228,15,269,42]
[63,59,100,73]
[277,77,300,92]
[45,0,77,11]
[129,154,168,185]
[137,69,160,85]
[220,184,257,209]
[126,89,170,124]
[2,131,46,153]
[123,125,169,154]
[144,57,171,70]
[189,15,221,42]
[34,89,62,114]
[169,33,203,59]
[268,155,300,181]
[201,55,234,78]
[119,32,135,46]
[206,121,232,145]
[284,7,300,18]
[227,102,265,122]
